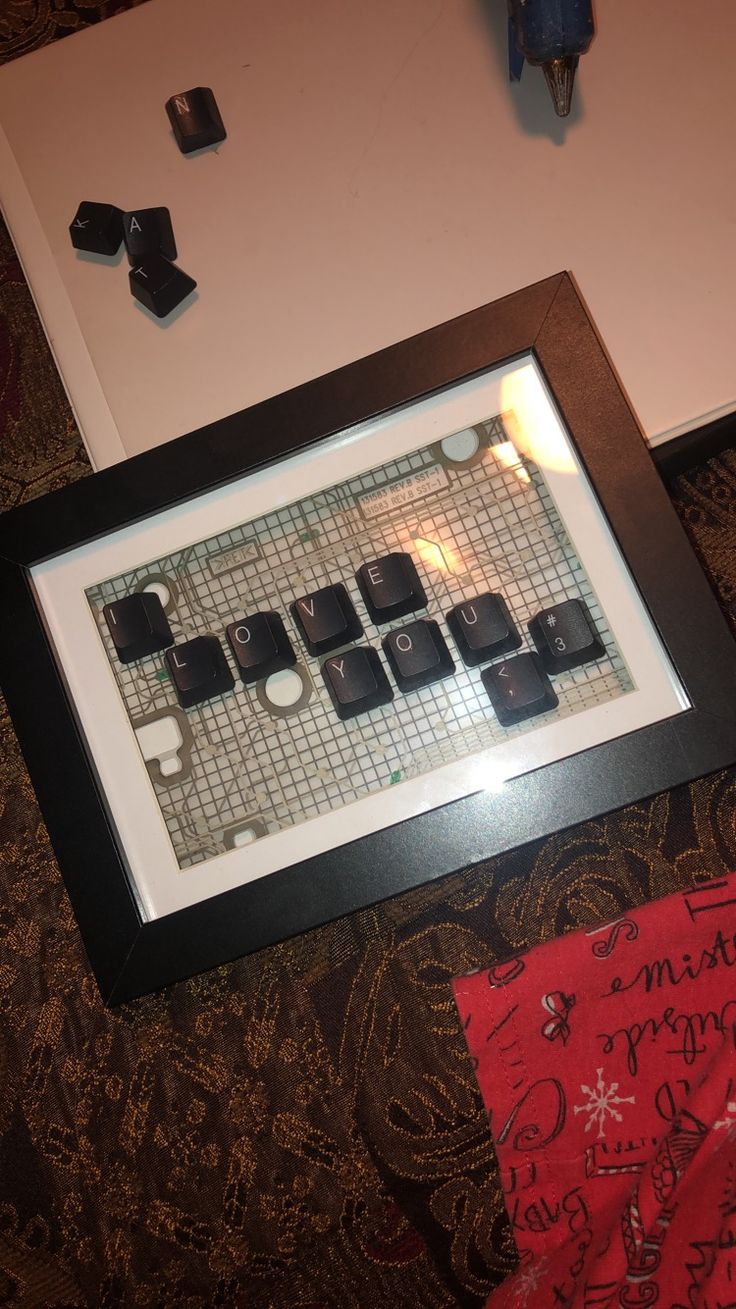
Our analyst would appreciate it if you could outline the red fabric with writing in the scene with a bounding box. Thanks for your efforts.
[452,875,736,1307]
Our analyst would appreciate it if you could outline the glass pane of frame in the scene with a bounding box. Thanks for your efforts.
[31,354,688,922]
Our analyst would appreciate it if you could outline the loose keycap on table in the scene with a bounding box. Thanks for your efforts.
[165,86,227,153]
[446,592,521,666]
[123,207,177,265]
[481,653,558,726]
[129,255,197,318]
[291,584,363,657]
[356,552,427,624]
[382,619,455,692]
[165,635,234,708]
[226,612,296,684]
[69,201,123,256]
[103,592,173,663]
[321,647,394,720]
[528,599,605,673]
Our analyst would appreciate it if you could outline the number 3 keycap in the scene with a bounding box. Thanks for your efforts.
[528,599,605,674]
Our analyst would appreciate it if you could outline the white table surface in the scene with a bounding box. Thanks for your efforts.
[1,0,735,468]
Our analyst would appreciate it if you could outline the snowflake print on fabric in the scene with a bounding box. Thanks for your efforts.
[513,1257,549,1305]
[573,1068,635,1137]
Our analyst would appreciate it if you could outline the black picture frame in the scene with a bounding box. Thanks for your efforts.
[2,272,735,1005]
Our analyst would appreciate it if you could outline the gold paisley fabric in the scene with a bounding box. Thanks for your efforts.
[2,8,736,1305]
[0,0,147,63]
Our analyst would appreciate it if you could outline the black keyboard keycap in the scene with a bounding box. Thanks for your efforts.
[69,201,123,256]
[482,653,558,726]
[356,552,427,624]
[291,584,362,656]
[382,619,455,692]
[226,612,296,684]
[123,207,177,265]
[446,592,521,666]
[165,87,227,154]
[528,599,605,674]
[165,635,234,708]
[321,647,393,720]
[129,255,197,318]
[103,592,173,663]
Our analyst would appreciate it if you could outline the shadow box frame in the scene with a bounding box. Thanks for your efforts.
[1,271,736,1005]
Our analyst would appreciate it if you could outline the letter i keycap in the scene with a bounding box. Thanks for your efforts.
[103,592,173,662]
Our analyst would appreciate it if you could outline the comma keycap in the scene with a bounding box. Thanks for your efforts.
[482,653,558,726]
[356,552,427,624]
[103,592,173,663]
[321,647,393,720]
[69,201,123,256]
[446,592,521,666]
[165,635,234,708]
[226,612,296,684]
[123,207,177,265]
[382,620,455,692]
[165,87,227,153]
[529,599,605,674]
[291,584,362,656]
